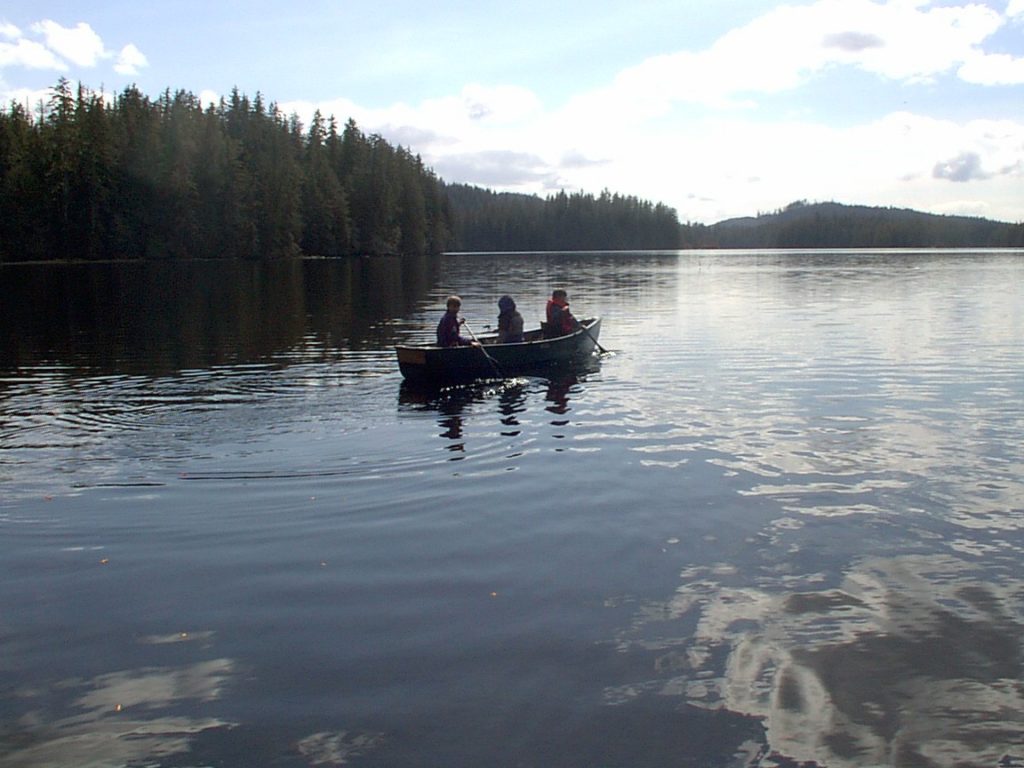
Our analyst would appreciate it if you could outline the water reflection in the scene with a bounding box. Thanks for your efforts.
[397,365,597,463]
[3,251,1023,767]
[0,256,438,376]
[498,383,526,437]
[398,379,527,458]
[545,377,572,416]
[610,551,1024,766]
[297,731,385,766]
[3,657,236,767]
[1,649,387,768]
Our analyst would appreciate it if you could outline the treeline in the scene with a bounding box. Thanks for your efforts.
[696,200,1024,249]
[4,81,1022,262]
[444,190,1024,252]
[0,79,453,262]
[446,184,683,251]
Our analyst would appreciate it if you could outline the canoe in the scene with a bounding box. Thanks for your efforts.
[396,317,602,383]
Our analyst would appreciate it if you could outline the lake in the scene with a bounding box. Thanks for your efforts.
[1,250,1023,767]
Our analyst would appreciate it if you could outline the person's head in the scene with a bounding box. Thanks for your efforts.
[498,295,515,313]
[446,295,462,313]
[552,289,568,302]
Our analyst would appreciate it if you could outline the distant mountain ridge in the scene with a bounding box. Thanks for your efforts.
[444,186,1023,250]
[700,200,1023,249]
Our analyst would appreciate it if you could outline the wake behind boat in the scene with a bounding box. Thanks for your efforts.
[396,317,602,384]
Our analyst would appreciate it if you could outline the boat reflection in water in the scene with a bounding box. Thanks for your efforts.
[397,357,600,458]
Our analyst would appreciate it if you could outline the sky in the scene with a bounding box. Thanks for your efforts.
[1,0,1022,224]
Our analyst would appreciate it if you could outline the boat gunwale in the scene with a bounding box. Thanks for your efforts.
[395,317,601,382]
[395,316,600,352]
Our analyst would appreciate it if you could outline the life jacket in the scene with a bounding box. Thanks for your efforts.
[546,298,575,335]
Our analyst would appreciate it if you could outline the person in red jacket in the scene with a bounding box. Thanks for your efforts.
[545,289,578,337]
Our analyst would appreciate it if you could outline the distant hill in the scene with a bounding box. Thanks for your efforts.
[445,189,1023,251]
[695,200,1024,249]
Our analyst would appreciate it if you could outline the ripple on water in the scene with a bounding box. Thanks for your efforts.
[3,251,1024,766]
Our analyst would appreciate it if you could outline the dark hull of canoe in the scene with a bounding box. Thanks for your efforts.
[396,317,601,383]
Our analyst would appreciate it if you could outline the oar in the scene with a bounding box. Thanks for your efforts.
[462,320,504,377]
[577,318,608,355]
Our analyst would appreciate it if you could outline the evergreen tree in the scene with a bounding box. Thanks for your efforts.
[300,109,349,255]
[110,84,162,257]
[0,102,50,261]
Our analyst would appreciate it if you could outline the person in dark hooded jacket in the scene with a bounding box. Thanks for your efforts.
[496,295,524,343]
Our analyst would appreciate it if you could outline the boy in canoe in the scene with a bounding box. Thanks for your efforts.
[437,295,474,347]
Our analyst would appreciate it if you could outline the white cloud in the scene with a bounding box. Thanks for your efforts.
[483,0,1010,144]
[958,51,1024,85]
[282,3,1023,222]
[451,0,1023,222]
[31,20,107,67]
[433,149,555,187]
[279,96,367,131]
[592,0,1008,112]
[198,89,221,108]
[1,19,148,89]
[114,43,148,76]
[0,86,51,111]
[36,0,1010,226]
[423,103,1024,223]
[282,83,543,155]
[0,37,66,70]
[460,83,542,124]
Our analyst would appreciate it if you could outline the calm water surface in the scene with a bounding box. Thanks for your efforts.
[1,251,1023,767]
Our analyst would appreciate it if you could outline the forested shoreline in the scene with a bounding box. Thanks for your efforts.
[2,81,1022,262]
[446,184,683,251]
[0,79,454,262]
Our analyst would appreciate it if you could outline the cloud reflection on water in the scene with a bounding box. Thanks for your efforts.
[611,553,1024,766]
[297,730,386,766]
[3,659,236,768]
[608,323,1024,766]
[2,654,386,768]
